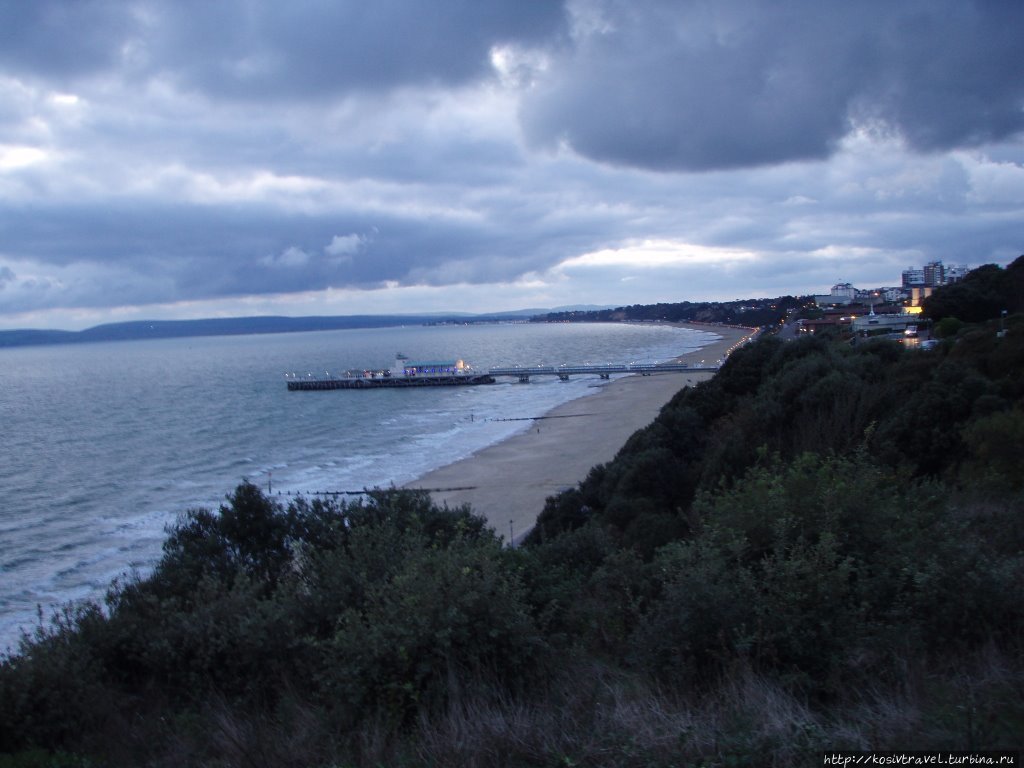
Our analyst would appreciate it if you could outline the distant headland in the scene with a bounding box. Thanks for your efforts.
[0,311,548,349]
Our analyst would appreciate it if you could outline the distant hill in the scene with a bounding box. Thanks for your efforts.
[0,312,541,349]
[0,329,80,347]
[538,296,812,327]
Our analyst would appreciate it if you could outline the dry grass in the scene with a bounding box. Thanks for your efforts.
[410,662,826,767]
[79,648,1023,768]
[408,651,1024,767]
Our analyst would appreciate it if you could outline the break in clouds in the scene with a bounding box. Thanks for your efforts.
[0,0,1021,326]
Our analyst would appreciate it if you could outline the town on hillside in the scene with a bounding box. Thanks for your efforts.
[540,257,1007,347]
[799,259,970,344]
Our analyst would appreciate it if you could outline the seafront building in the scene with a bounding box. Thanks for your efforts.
[803,259,970,338]
[901,260,968,290]
[812,282,857,306]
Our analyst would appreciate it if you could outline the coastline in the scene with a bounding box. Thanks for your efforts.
[404,323,756,543]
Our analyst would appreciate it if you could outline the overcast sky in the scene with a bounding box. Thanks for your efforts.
[1,0,1021,330]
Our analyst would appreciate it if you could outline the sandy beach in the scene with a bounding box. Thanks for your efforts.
[404,323,756,543]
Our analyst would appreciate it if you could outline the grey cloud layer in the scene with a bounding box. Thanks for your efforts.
[0,0,567,93]
[0,0,1021,321]
[521,0,1024,170]
[8,0,1019,163]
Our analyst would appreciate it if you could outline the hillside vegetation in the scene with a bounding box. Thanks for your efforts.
[538,295,810,328]
[2,260,1022,766]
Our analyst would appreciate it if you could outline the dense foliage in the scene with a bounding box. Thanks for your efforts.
[922,255,1024,323]
[3,281,1023,765]
[1,491,536,764]
[538,295,811,328]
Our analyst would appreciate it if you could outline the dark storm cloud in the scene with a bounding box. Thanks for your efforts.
[150,1,567,98]
[0,0,134,78]
[0,0,568,97]
[521,0,1024,171]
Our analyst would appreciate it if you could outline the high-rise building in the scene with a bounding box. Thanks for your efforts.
[923,261,945,287]
[903,260,970,289]
[944,264,969,283]
[902,267,925,288]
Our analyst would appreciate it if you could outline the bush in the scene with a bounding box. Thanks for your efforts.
[962,408,1024,491]
[319,532,539,725]
[0,486,538,758]
[634,454,1024,694]
[934,316,965,338]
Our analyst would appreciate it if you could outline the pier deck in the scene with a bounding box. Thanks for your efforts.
[487,361,716,381]
[287,361,718,390]
[287,373,496,391]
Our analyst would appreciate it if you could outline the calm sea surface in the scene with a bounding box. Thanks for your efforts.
[0,321,716,651]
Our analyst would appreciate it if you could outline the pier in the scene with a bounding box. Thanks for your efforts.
[287,361,717,390]
[286,373,496,390]
[487,361,715,383]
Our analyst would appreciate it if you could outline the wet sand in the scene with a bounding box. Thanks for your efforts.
[403,324,755,543]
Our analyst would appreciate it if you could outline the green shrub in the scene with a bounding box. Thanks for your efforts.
[320,532,539,725]
[934,316,965,338]
[962,407,1024,491]
[0,605,114,753]
[634,454,1024,694]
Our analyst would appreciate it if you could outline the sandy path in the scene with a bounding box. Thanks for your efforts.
[403,323,755,544]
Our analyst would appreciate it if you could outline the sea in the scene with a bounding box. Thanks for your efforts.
[0,321,718,653]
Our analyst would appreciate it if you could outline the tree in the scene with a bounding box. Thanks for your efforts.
[923,256,1024,323]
